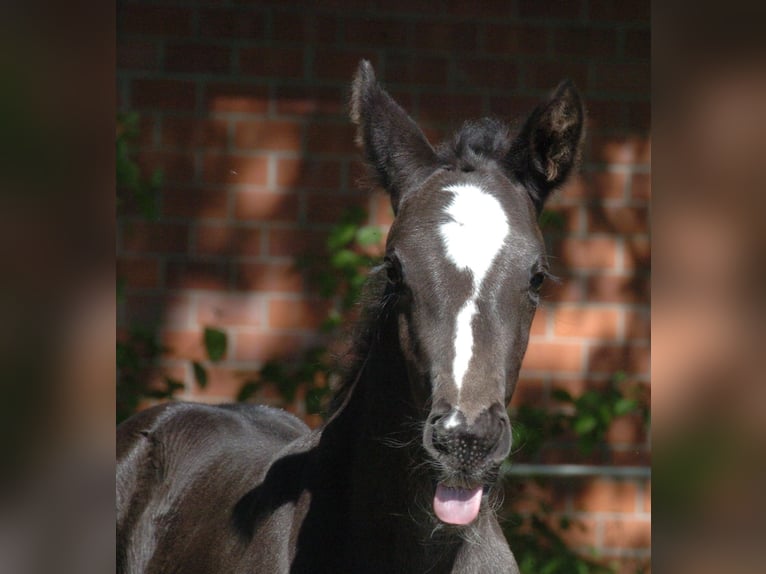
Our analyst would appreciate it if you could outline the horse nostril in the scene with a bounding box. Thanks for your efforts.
[425,405,512,468]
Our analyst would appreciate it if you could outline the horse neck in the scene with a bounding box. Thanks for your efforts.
[319,308,427,499]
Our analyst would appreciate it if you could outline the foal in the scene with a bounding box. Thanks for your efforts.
[117,60,584,574]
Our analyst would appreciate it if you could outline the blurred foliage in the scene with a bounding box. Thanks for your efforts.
[116,113,224,424]
[237,207,384,415]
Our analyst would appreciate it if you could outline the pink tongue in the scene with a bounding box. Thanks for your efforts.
[433,483,483,525]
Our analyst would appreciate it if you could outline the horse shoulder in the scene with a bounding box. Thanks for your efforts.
[117,402,312,573]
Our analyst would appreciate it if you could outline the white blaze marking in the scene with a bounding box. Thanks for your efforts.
[440,184,509,391]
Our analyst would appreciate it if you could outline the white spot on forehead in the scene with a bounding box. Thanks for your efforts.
[440,184,509,287]
[439,183,510,393]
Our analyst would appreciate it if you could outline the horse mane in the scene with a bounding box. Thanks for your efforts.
[327,265,393,417]
[435,117,512,172]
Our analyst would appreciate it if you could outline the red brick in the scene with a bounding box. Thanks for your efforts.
[234,120,303,152]
[203,153,268,186]
[340,16,410,47]
[267,228,328,258]
[540,205,581,233]
[195,224,262,257]
[529,307,548,336]
[588,0,650,22]
[587,343,650,375]
[589,134,651,165]
[417,92,484,124]
[524,61,588,91]
[385,55,449,87]
[554,27,617,58]
[592,62,650,93]
[588,206,648,234]
[626,100,651,132]
[509,376,546,407]
[521,341,583,373]
[268,297,331,330]
[586,275,649,303]
[574,477,638,512]
[486,24,550,56]
[607,413,646,445]
[519,0,582,19]
[121,221,189,254]
[553,305,620,338]
[305,192,369,224]
[164,43,231,74]
[540,275,583,303]
[196,294,263,327]
[124,293,193,329]
[117,257,161,290]
[131,79,197,111]
[165,260,231,290]
[603,518,651,549]
[644,479,651,512]
[625,28,650,59]
[415,21,479,53]
[163,186,229,219]
[630,172,651,201]
[161,330,208,362]
[234,331,313,362]
[277,158,342,190]
[305,122,357,155]
[561,171,628,200]
[313,50,380,82]
[199,7,267,39]
[117,39,160,70]
[558,237,618,270]
[240,47,304,78]
[624,237,651,271]
[275,84,345,116]
[234,190,299,223]
[204,82,269,114]
[120,5,193,37]
[506,479,568,514]
[236,262,304,293]
[455,58,519,90]
[552,516,599,548]
[187,365,244,400]
[135,150,196,184]
[585,99,627,132]
[161,117,229,149]
[272,11,336,45]
[625,309,650,340]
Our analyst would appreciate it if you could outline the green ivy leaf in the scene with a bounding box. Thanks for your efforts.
[331,249,361,269]
[573,415,597,436]
[551,388,574,404]
[203,327,227,362]
[614,397,637,416]
[192,361,208,389]
[237,380,261,402]
[327,223,358,251]
[355,225,382,246]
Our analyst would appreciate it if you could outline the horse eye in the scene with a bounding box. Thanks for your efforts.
[530,272,545,292]
[385,255,403,286]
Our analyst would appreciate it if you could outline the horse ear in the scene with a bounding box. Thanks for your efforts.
[350,60,438,214]
[507,80,585,212]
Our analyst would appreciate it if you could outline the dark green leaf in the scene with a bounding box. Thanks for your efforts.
[574,415,597,436]
[192,361,208,389]
[355,225,382,246]
[614,397,637,416]
[203,327,227,362]
[551,388,574,404]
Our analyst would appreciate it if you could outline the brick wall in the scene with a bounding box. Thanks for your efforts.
[117,0,650,570]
